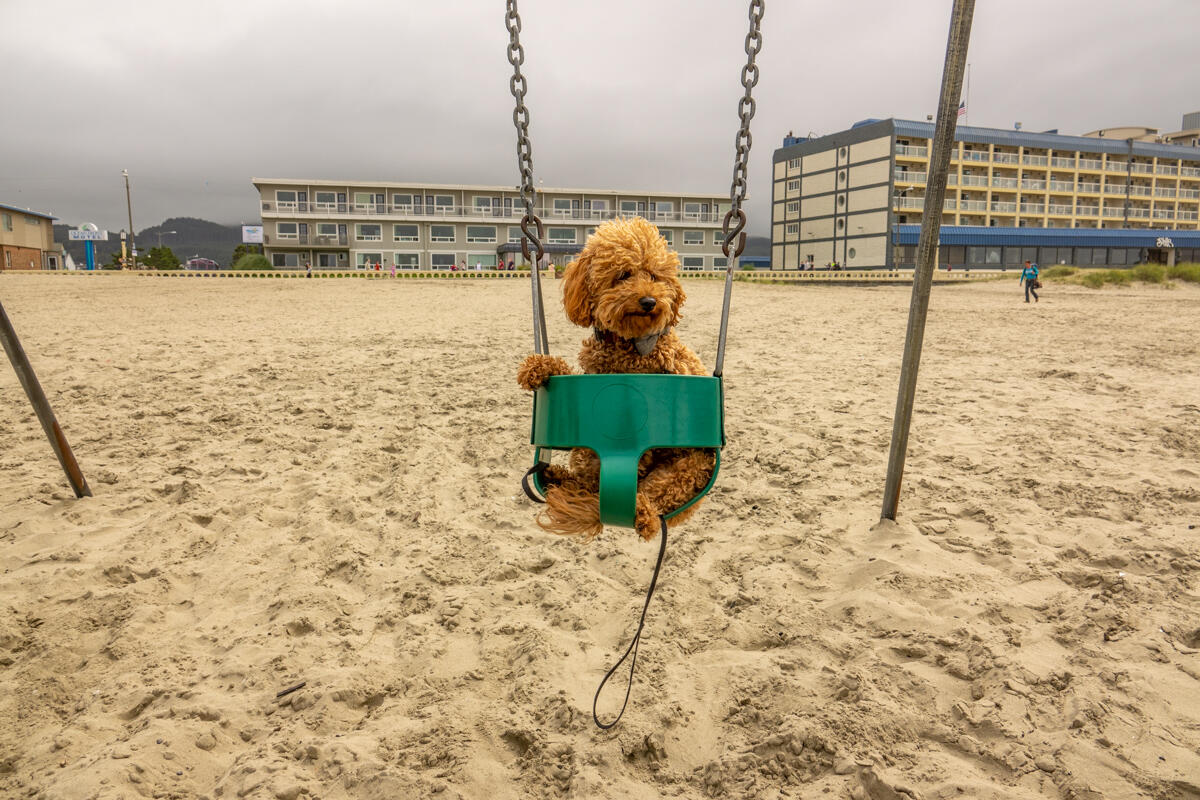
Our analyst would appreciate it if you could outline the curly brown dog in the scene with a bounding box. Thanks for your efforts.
[517,217,716,541]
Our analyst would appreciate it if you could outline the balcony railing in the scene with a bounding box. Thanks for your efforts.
[1129,185,1152,197]
[1019,203,1045,214]
[1020,179,1047,190]
[960,175,988,187]
[1050,156,1076,168]
[993,152,1019,164]
[958,150,989,162]
[893,196,924,209]
[1078,158,1103,170]
[1155,188,1177,198]
[1077,182,1101,193]
[991,177,1018,189]
[1022,155,1048,166]
[1180,189,1200,199]
[1156,165,1179,175]
[1048,204,1073,215]
[1076,206,1099,216]
[960,199,987,211]
[1128,208,1150,218]
[1104,184,1127,195]
[1179,210,1199,220]
[989,201,1016,213]
[1154,209,1176,219]
[1049,180,1074,192]
[895,144,928,157]
[261,202,728,225]
[1105,161,1127,172]
[1182,167,1200,178]
[1102,207,1124,217]
[895,170,926,183]
[1130,163,1154,174]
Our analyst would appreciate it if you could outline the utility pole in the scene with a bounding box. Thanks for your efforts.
[123,169,136,269]
[880,0,975,521]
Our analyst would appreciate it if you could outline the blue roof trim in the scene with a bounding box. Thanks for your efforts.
[896,224,1200,248]
[0,202,57,221]
[892,119,1200,161]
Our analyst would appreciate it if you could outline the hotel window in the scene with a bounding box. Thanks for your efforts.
[393,193,414,208]
[272,253,300,267]
[786,223,799,235]
[552,199,573,216]
[682,256,704,268]
[317,253,339,268]
[431,253,457,269]
[356,223,382,241]
[393,224,418,242]
[434,195,455,211]
[356,253,383,268]
[317,223,337,237]
[620,200,640,214]
[684,202,702,218]
[473,196,494,212]
[547,227,576,244]
[787,179,801,191]
[26,217,40,226]
[683,230,704,245]
[654,201,674,217]
[277,222,298,239]
[276,190,297,206]
[2,213,11,231]
[713,256,728,268]
[712,230,724,246]
[660,230,673,246]
[394,253,420,269]
[315,191,337,207]
[586,227,597,237]
[430,225,455,242]
[508,226,524,243]
[466,226,497,243]
[788,158,801,169]
[786,201,800,213]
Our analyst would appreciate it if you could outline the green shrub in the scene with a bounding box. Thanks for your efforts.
[1132,263,1167,283]
[1167,262,1200,283]
[233,253,272,270]
[1080,271,1106,289]
[1040,265,1078,280]
[1105,269,1131,286]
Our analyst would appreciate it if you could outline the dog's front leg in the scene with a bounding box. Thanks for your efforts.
[634,449,717,540]
[516,354,573,391]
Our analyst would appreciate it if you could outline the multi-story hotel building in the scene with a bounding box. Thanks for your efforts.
[254,179,735,271]
[772,118,1200,270]
[1,203,62,271]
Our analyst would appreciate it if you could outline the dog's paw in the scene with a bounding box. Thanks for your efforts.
[517,354,572,391]
[635,496,663,541]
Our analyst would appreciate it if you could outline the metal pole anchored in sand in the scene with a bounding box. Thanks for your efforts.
[0,299,92,498]
[881,0,974,521]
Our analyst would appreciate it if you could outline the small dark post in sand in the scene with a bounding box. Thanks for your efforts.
[881,0,975,521]
[0,299,92,498]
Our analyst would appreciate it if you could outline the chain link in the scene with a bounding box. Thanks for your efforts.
[721,0,764,260]
[506,0,546,264]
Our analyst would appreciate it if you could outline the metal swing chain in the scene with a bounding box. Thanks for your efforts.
[506,0,550,355]
[714,0,764,378]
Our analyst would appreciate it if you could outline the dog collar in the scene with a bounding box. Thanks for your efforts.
[593,327,670,357]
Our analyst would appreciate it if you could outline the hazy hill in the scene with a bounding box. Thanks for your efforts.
[55,217,242,266]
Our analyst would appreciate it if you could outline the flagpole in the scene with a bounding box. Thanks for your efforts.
[965,63,971,125]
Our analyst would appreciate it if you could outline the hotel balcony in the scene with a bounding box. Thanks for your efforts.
[1050,156,1076,168]
[895,144,928,158]
[1078,158,1104,170]
[894,170,926,183]
[260,202,726,226]
[992,177,1019,189]
[993,152,1019,165]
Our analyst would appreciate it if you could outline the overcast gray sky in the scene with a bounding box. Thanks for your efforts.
[6,0,1199,235]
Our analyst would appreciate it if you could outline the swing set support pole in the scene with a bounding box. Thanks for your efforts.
[881,0,974,522]
[0,299,92,499]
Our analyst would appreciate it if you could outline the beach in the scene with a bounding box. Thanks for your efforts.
[1,273,1198,800]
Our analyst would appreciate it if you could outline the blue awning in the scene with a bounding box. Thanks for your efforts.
[896,225,1200,248]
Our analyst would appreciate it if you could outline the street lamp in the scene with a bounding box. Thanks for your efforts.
[155,230,177,248]
[122,169,136,269]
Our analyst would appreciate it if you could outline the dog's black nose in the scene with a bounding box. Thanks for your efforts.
[639,297,657,312]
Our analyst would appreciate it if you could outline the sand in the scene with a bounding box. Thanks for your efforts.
[1,272,1198,800]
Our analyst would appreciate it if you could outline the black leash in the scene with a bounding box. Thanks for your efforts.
[593,516,668,730]
[521,461,550,504]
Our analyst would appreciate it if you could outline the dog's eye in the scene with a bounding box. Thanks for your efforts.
[649,274,659,281]
[617,271,632,282]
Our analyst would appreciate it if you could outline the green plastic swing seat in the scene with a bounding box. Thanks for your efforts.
[529,373,726,529]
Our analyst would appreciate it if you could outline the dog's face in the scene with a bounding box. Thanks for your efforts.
[561,217,686,339]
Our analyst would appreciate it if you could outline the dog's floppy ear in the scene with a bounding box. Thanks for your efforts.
[561,252,593,328]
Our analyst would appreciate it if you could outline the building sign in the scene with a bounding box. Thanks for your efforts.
[242,225,264,244]
[68,229,108,241]
[1156,237,1175,248]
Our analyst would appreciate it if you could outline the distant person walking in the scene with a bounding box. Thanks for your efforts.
[1021,260,1040,303]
